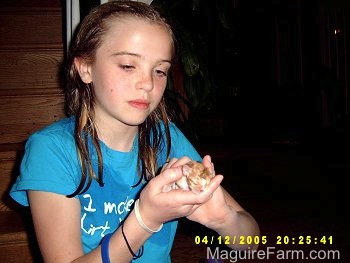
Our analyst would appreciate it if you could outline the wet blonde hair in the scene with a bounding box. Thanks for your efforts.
[65,0,176,197]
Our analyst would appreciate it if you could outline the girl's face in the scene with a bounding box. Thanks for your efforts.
[76,17,173,129]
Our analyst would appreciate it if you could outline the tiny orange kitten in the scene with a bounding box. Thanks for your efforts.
[175,161,213,193]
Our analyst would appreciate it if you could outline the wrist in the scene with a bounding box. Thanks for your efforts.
[206,204,235,232]
[134,199,163,234]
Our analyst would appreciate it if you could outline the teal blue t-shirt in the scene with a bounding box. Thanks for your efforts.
[10,117,201,262]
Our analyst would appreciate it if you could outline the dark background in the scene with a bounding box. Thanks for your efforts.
[171,1,350,262]
[190,0,350,146]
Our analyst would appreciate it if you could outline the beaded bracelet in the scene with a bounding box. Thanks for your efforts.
[101,233,113,263]
[134,199,163,233]
[121,221,144,259]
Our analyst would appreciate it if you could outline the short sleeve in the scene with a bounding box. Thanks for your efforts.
[10,132,80,206]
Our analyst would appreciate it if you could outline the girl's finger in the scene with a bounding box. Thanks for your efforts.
[154,166,184,187]
[168,156,193,168]
[202,155,215,175]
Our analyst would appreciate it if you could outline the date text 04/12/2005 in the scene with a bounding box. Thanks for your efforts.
[194,235,333,246]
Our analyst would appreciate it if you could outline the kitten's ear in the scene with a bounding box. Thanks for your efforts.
[181,161,193,177]
[74,57,92,83]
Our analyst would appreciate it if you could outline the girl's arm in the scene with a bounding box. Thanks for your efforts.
[28,164,221,263]
[28,190,152,263]
[185,155,261,251]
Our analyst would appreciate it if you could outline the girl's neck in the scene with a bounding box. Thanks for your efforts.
[95,117,138,152]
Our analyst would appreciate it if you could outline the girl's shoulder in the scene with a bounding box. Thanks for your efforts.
[26,117,76,148]
[35,116,75,135]
[161,121,201,160]
[161,121,186,140]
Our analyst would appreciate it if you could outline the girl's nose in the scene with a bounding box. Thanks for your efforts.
[137,72,154,92]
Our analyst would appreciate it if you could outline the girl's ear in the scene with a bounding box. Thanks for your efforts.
[74,57,92,83]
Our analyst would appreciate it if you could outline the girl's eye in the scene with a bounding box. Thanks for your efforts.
[120,64,134,71]
[155,69,168,77]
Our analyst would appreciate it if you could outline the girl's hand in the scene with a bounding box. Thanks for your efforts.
[137,156,221,231]
[185,155,231,229]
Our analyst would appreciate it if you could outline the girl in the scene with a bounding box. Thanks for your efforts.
[10,1,260,262]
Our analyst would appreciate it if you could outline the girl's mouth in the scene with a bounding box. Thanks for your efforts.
[128,100,150,110]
